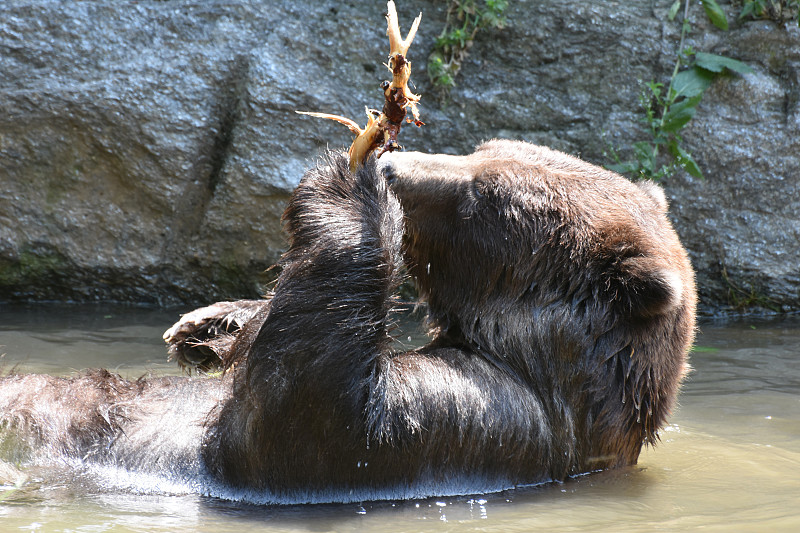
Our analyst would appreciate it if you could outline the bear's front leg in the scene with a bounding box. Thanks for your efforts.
[203,152,407,494]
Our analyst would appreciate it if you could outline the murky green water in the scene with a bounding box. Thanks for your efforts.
[1,304,799,532]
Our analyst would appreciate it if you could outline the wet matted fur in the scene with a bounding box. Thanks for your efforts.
[1,142,696,503]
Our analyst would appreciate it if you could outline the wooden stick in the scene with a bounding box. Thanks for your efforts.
[297,1,423,171]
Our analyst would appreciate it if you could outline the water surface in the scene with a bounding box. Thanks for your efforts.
[1,304,799,531]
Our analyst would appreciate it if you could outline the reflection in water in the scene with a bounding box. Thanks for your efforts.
[1,304,799,531]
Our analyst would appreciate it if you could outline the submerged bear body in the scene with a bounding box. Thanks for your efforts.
[0,140,696,503]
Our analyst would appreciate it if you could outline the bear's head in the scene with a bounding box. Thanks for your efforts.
[379,139,696,464]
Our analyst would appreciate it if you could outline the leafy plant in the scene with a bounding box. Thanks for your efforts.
[427,0,508,97]
[720,265,781,312]
[607,0,752,181]
[738,0,800,24]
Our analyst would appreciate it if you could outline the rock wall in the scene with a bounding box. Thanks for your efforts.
[1,0,798,313]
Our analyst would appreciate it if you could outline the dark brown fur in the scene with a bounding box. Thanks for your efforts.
[0,141,695,503]
[380,140,696,468]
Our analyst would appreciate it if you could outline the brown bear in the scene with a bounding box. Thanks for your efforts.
[0,140,696,503]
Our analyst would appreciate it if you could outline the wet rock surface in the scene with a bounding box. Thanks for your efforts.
[1,0,798,313]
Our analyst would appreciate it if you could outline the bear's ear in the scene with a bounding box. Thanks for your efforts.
[602,236,683,318]
[636,180,668,212]
[612,255,684,318]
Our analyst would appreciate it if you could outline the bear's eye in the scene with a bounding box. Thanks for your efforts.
[381,164,398,185]
[472,177,490,200]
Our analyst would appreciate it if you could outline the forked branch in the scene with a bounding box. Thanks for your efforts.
[297,1,423,171]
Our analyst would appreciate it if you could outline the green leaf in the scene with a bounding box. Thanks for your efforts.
[606,161,639,175]
[668,0,682,21]
[695,52,753,74]
[661,110,694,133]
[690,345,720,353]
[702,0,729,30]
[670,93,704,113]
[669,141,704,179]
[671,67,714,99]
[633,141,656,173]
[661,95,701,133]
[645,80,664,99]
[738,2,756,19]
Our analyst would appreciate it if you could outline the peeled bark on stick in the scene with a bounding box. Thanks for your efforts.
[298,1,423,171]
